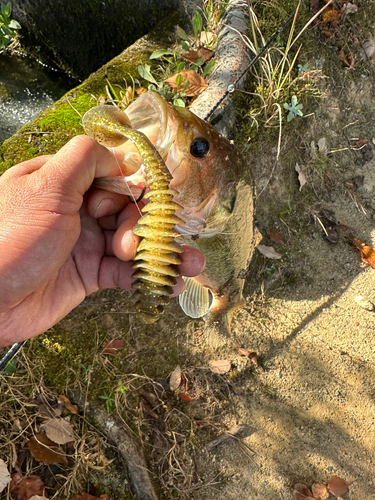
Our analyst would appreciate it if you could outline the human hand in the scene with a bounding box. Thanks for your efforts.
[0,136,205,346]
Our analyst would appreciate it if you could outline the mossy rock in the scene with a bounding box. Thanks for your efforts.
[0,11,181,172]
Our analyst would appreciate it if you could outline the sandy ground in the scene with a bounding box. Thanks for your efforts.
[191,33,375,500]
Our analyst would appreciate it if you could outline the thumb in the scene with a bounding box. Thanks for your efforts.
[35,135,121,214]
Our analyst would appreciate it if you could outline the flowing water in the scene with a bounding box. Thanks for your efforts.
[0,53,77,142]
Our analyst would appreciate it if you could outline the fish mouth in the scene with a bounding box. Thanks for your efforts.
[94,92,176,196]
[93,92,231,237]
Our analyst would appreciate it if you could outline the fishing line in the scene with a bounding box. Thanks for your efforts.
[203,0,308,122]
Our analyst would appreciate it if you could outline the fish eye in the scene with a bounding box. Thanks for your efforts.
[190,137,210,158]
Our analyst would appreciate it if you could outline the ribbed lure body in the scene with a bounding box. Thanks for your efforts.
[83,104,183,324]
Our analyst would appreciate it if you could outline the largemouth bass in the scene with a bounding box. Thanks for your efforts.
[84,92,257,345]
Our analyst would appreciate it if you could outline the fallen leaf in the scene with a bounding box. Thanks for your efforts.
[311,482,329,500]
[136,86,148,95]
[101,338,125,355]
[353,239,375,268]
[69,493,108,500]
[295,164,307,191]
[327,475,349,497]
[257,245,282,260]
[169,365,182,391]
[29,432,68,465]
[338,48,353,67]
[164,70,208,96]
[267,231,286,245]
[58,395,78,414]
[178,390,196,402]
[33,393,64,419]
[41,418,75,445]
[237,349,258,366]
[321,29,335,38]
[360,39,375,60]
[341,2,358,14]
[209,359,231,374]
[189,46,214,62]
[292,483,315,500]
[200,30,215,45]
[10,474,45,500]
[0,459,10,493]
[317,137,328,153]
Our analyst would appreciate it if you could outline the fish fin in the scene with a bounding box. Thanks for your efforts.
[179,278,211,318]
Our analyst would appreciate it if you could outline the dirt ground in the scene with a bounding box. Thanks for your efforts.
[1,2,375,500]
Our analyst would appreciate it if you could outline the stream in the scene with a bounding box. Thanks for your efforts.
[0,53,77,143]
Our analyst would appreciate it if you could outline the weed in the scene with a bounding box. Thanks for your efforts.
[99,391,116,413]
[283,95,303,121]
[0,2,21,53]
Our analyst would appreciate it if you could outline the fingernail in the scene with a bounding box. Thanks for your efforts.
[95,198,115,218]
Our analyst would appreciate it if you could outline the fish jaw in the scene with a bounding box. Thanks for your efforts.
[90,92,244,239]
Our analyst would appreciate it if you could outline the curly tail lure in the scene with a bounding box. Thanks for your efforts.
[83,105,184,324]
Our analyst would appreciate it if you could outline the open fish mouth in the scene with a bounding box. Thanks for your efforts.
[93,92,176,195]
[92,92,234,237]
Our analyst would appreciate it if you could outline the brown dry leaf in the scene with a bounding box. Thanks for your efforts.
[292,483,315,500]
[178,390,196,402]
[295,164,307,191]
[311,482,329,500]
[34,393,64,419]
[41,418,75,445]
[257,245,282,260]
[29,432,68,465]
[237,349,258,366]
[209,359,231,374]
[69,493,108,500]
[338,48,353,67]
[183,47,214,63]
[164,70,208,97]
[353,239,375,268]
[169,365,182,392]
[101,338,125,355]
[58,395,78,414]
[10,474,46,500]
[136,86,148,95]
[327,475,349,497]
[0,459,10,493]
[267,230,286,245]
[321,29,335,38]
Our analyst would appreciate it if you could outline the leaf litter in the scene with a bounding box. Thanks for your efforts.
[41,418,75,445]
[257,245,282,259]
[9,473,46,500]
[28,432,68,465]
[0,458,10,493]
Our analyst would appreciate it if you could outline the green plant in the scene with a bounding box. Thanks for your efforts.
[0,2,21,52]
[239,1,320,156]
[137,6,220,107]
[283,95,303,121]
[99,391,116,413]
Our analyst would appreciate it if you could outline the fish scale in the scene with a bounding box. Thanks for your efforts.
[82,104,184,324]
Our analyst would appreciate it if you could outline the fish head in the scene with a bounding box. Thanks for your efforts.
[92,92,246,237]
